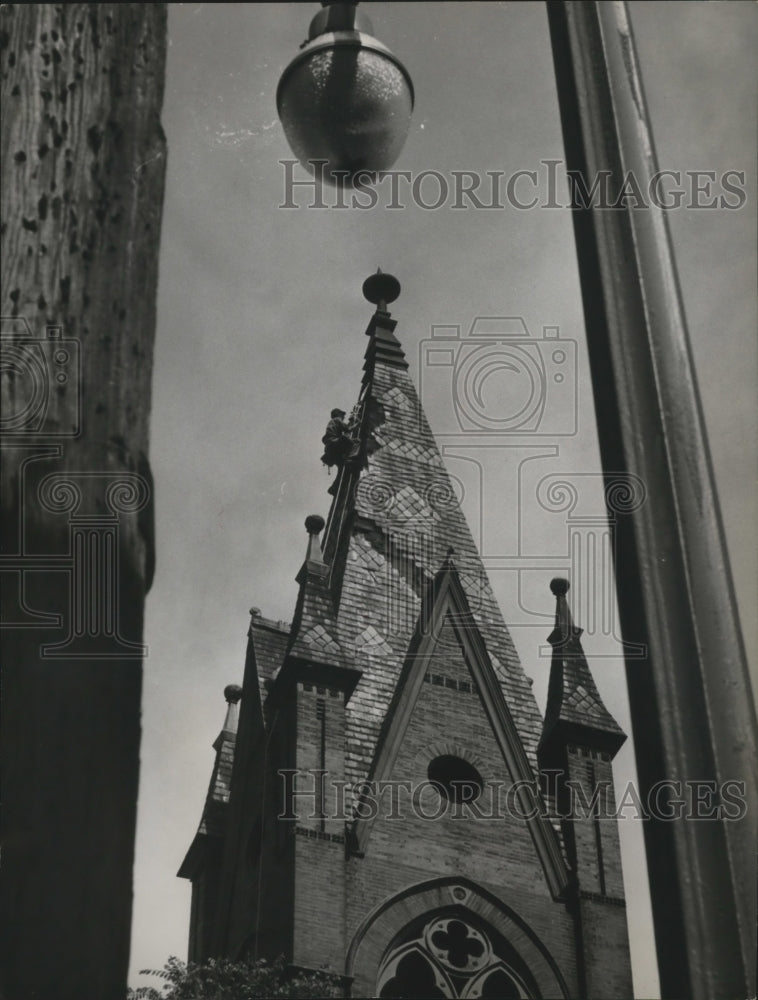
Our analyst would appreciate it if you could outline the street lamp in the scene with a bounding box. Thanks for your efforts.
[276,1,414,186]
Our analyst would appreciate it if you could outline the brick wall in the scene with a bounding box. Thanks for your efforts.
[291,683,347,972]
[343,640,580,996]
[564,745,632,998]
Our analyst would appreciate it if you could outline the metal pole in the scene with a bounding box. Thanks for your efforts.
[545,3,757,997]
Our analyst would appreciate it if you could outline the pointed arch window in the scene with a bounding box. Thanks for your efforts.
[376,914,536,999]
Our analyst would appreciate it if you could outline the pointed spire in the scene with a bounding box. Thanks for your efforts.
[320,270,548,785]
[539,579,625,763]
[547,576,583,650]
[285,515,347,668]
[361,269,407,371]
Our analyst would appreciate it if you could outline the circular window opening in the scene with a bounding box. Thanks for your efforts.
[428,755,484,803]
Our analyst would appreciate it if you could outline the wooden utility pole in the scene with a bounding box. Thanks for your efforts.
[1,6,167,998]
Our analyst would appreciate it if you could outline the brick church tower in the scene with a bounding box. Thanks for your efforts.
[179,274,633,998]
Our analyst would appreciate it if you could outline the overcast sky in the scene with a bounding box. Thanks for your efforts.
[128,5,757,996]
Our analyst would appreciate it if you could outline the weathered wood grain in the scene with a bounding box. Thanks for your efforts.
[1,6,167,997]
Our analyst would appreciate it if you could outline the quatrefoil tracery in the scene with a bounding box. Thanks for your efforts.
[377,914,533,999]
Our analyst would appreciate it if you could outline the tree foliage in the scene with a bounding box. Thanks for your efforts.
[127,955,343,999]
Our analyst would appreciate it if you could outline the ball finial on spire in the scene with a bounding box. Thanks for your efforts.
[362,269,401,308]
[305,514,325,535]
[224,684,242,704]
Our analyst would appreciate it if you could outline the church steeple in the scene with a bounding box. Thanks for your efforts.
[320,271,547,809]
[536,579,631,997]
[179,274,633,998]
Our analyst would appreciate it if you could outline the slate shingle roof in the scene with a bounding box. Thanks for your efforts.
[319,304,548,793]
[540,579,625,758]
[177,688,241,877]
[248,615,290,704]
[184,289,622,870]
[198,714,237,837]
[285,523,347,669]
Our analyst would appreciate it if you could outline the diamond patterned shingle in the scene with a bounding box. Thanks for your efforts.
[318,305,549,792]
[285,520,347,670]
[540,579,625,756]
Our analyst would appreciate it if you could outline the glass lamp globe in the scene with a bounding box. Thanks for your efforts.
[277,3,414,186]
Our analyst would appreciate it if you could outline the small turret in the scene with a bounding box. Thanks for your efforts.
[283,514,348,672]
[178,683,243,961]
[539,578,625,768]
[538,579,632,998]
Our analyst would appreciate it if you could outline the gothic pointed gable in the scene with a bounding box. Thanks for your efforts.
[351,553,570,898]
[539,578,626,764]
[321,277,546,800]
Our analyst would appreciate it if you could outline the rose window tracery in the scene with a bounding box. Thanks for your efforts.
[377,914,534,999]
[427,918,489,973]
